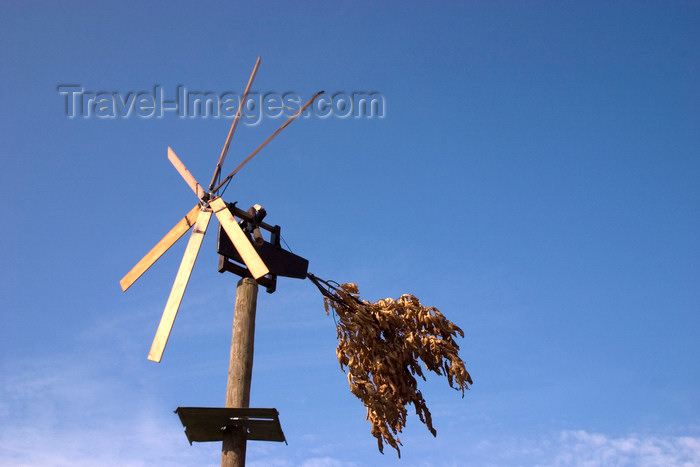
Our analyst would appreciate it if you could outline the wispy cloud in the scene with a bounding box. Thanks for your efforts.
[247,455,359,467]
[464,430,700,467]
[547,430,700,467]
[0,354,215,467]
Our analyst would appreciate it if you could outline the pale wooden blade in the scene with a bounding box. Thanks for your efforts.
[210,197,269,280]
[212,90,325,193]
[168,147,205,200]
[148,208,212,363]
[208,57,261,191]
[120,204,201,292]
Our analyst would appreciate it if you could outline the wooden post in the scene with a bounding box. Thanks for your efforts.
[221,277,258,467]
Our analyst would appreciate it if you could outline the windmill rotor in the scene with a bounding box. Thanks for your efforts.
[120,57,321,362]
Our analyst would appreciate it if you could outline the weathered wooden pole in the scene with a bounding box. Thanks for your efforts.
[221,277,258,467]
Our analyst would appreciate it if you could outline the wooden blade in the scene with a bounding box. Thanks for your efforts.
[212,90,325,193]
[208,57,261,192]
[168,147,205,200]
[210,197,269,280]
[148,208,212,363]
[120,204,201,292]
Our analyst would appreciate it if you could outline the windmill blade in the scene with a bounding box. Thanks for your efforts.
[209,56,261,191]
[210,197,269,280]
[168,147,205,200]
[148,208,212,363]
[212,90,325,193]
[120,204,201,292]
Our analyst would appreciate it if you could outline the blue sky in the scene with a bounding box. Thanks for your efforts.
[1,1,699,466]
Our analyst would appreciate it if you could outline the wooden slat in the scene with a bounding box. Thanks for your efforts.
[175,407,285,444]
[148,208,212,363]
[212,90,325,194]
[210,197,269,280]
[168,147,205,199]
[208,57,261,191]
[177,407,280,420]
[120,205,201,292]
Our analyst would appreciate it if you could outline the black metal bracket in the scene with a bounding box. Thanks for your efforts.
[217,202,309,294]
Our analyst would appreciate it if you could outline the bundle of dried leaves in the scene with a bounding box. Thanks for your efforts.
[307,274,472,457]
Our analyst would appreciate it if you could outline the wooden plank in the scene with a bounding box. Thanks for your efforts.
[175,407,285,444]
[177,407,280,421]
[120,205,200,292]
[167,147,205,199]
[209,57,261,191]
[148,208,212,362]
[210,197,269,280]
[212,90,325,193]
[186,420,283,444]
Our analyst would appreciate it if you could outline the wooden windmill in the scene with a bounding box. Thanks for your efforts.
[120,57,318,362]
[120,58,320,466]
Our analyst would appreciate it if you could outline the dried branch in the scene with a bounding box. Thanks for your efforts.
[307,274,472,457]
